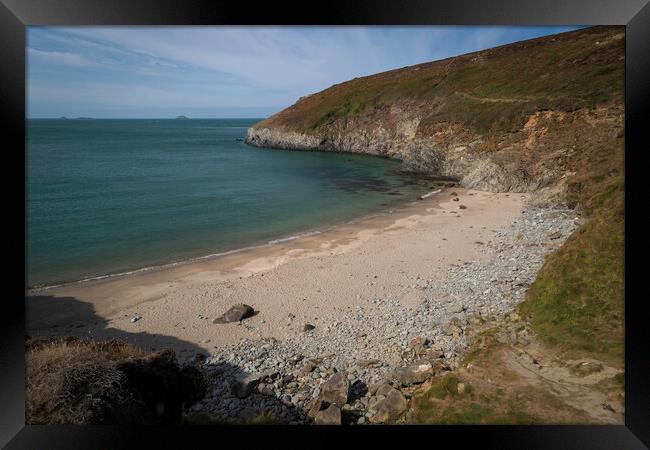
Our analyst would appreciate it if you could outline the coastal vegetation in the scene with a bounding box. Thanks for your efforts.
[26,337,207,425]
[519,156,624,366]
[256,26,623,136]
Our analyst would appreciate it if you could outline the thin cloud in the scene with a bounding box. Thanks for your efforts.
[27,47,103,68]
[27,26,581,118]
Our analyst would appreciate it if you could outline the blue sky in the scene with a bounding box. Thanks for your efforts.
[27,26,582,118]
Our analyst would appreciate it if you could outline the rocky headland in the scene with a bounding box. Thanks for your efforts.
[246,26,624,207]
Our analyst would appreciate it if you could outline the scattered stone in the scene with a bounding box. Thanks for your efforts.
[213,304,255,324]
[548,230,562,239]
[357,358,382,369]
[299,361,317,376]
[448,304,466,314]
[420,348,445,360]
[441,318,463,337]
[308,372,349,419]
[374,383,396,397]
[318,372,349,407]
[314,404,342,425]
[192,353,207,364]
[408,337,429,354]
[369,387,407,424]
[457,382,466,394]
[601,402,615,413]
[232,373,264,398]
[287,355,304,365]
[391,362,434,386]
[452,197,460,202]
[459,204,467,210]
[130,315,141,323]
[303,323,316,332]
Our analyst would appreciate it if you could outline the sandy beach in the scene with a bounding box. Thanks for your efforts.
[27,188,525,358]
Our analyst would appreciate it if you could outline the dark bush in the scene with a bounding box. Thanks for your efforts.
[26,337,207,425]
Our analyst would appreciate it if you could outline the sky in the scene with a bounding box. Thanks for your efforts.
[27,26,583,119]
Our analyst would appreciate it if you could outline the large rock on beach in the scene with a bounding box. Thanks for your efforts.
[212,304,255,324]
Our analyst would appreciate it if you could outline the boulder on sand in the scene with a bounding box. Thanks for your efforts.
[212,304,255,324]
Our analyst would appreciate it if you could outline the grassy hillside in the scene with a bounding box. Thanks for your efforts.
[256,26,624,135]
[518,135,624,366]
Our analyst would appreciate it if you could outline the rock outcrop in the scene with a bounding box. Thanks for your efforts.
[245,26,624,206]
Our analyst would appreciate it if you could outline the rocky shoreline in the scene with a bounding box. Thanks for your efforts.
[187,201,577,424]
[245,120,571,206]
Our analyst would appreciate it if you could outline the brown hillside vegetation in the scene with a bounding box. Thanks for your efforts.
[26,337,207,425]
[257,26,623,136]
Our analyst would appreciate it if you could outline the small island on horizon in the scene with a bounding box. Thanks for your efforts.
[176,115,189,120]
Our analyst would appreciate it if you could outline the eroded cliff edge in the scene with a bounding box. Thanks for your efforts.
[245,26,624,207]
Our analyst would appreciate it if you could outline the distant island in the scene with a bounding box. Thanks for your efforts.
[76,117,94,120]
[176,115,189,120]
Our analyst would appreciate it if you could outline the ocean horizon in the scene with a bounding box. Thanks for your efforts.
[26,118,426,288]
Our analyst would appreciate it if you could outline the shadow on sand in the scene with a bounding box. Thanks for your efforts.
[26,294,206,359]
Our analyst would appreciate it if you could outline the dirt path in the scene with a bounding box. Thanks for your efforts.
[455,91,534,104]
[408,316,624,425]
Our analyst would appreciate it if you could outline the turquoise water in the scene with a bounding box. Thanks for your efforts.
[27,119,426,288]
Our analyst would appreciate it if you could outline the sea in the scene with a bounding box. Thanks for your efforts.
[26,118,427,288]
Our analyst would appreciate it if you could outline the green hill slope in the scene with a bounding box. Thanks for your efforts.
[254,26,623,136]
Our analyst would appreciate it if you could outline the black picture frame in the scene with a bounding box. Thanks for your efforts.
[2,0,648,447]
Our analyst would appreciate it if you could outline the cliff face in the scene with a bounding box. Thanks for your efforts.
[246,26,624,206]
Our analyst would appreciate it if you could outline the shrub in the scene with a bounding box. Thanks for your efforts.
[26,337,207,425]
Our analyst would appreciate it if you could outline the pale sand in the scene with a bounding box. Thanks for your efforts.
[26,189,525,358]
